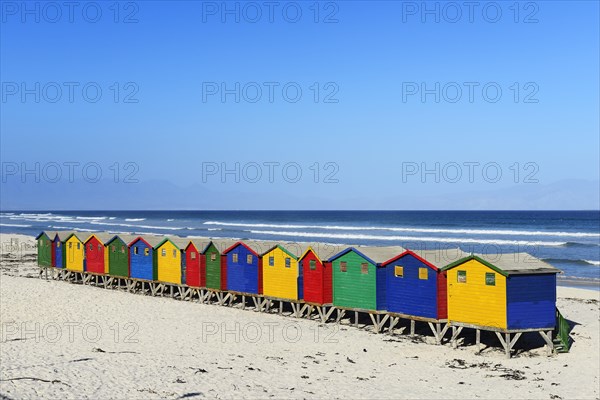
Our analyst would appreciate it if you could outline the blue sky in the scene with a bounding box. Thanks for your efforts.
[1,1,599,209]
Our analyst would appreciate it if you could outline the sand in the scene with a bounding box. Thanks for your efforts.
[1,233,599,399]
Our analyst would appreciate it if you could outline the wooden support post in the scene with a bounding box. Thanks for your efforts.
[476,329,481,353]
[451,326,463,348]
[388,317,399,334]
[427,322,439,344]
[242,295,246,310]
[279,301,283,315]
[354,311,359,328]
[324,306,336,322]
[539,330,554,356]
[495,332,509,358]
[369,314,378,333]
[410,320,416,336]
[336,309,345,323]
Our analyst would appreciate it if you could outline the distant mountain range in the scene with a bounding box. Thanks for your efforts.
[1,178,598,210]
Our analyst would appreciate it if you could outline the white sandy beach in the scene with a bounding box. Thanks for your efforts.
[0,233,599,399]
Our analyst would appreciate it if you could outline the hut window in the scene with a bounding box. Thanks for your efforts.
[457,270,467,283]
[69,242,72,249]
[121,246,125,253]
[309,260,316,270]
[191,252,197,260]
[340,261,347,272]
[285,258,291,268]
[210,253,217,261]
[39,239,42,246]
[419,268,428,280]
[485,272,496,286]
[57,242,61,248]
[89,244,94,250]
[77,243,80,250]
[247,254,253,264]
[144,248,149,256]
[173,249,177,258]
[394,265,404,278]
[133,246,138,255]
[361,263,369,274]
[161,249,166,257]
[232,253,238,263]
[269,256,274,266]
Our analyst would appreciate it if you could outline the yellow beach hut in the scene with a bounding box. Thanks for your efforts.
[64,232,87,272]
[443,253,560,331]
[155,237,183,285]
[261,243,303,301]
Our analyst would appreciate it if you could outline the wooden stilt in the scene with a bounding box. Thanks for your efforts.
[476,329,481,353]
[410,320,415,336]
[369,313,378,332]
[539,330,554,356]
[336,309,345,323]
[451,326,463,348]
[354,311,359,328]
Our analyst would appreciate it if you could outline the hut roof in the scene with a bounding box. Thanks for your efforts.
[53,231,77,240]
[84,232,115,244]
[260,243,304,259]
[297,242,344,262]
[129,235,164,248]
[160,237,187,250]
[386,248,469,270]
[327,245,405,265]
[222,240,273,256]
[36,231,58,240]
[443,253,561,276]
[209,239,240,254]
[106,234,139,246]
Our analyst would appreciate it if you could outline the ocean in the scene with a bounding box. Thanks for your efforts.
[1,210,598,283]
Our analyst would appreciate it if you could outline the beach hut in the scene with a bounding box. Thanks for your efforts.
[105,234,137,278]
[299,244,333,305]
[223,241,268,295]
[175,239,205,288]
[51,231,74,268]
[383,248,467,320]
[202,239,237,290]
[36,231,55,268]
[155,237,183,285]
[442,253,560,331]
[84,233,113,275]
[261,243,304,301]
[129,235,163,281]
[328,246,404,311]
[64,232,87,272]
